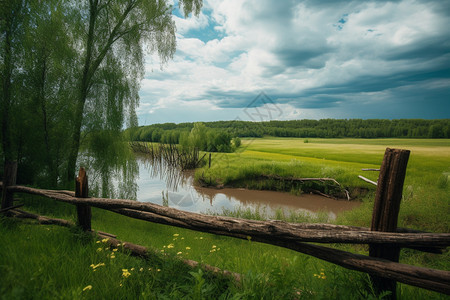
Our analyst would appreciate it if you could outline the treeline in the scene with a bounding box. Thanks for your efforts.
[127,119,450,141]
[129,123,241,153]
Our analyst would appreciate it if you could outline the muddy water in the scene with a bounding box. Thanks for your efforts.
[194,187,360,219]
[135,157,360,219]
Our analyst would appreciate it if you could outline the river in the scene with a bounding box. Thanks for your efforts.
[134,156,360,220]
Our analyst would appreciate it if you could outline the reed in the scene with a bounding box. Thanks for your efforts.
[130,142,205,170]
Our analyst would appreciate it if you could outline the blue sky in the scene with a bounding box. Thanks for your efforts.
[137,0,450,125]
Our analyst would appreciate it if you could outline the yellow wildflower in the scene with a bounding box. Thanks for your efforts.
[131,268,135,271]
[177,252,182,255]
[157,269,161,272]
[185,247,191,250]
[140,268,144,272]
[313,273,326,280]
[212,245,216,249]
[96,241,100,244]
[173,233,179,237]
[96,248,103,252]
[90,263,105,270]
[101,238,109,243]
[122,269,131,278]
[82,285,92,291]
[167,244,174,249]
[112,248,118,252]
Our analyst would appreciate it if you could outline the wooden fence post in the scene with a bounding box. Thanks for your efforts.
[209,153,212,168]
[370,148,410,299]
[75,167,91,231]
[1,161,18,211]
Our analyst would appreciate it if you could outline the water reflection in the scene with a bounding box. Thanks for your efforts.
[79,147,139,200]
[135,154,360,219]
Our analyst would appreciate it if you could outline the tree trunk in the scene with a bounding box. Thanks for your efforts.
[1,161,17,210]
[2,10,14,164]
[66,1,98,183]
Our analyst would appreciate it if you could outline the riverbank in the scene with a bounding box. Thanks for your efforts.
[194,137,450,232]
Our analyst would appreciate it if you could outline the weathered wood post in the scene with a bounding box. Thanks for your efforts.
[370,148,410,299]
[1,161,18,211]
[75,167,91,231]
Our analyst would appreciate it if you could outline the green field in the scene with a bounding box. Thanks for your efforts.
[1,138,449,299]
[197,137,450,231]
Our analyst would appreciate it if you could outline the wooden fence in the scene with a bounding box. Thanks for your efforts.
[1,148,449,299]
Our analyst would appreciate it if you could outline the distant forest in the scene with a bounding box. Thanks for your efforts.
[127,119,450,143]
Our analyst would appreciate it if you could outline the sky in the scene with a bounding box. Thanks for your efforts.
[137,0,450,125]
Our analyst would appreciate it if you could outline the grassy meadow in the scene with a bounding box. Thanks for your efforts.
[197,137,450,231]
[1,137,449,299]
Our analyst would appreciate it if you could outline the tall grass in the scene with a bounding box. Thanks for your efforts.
[0,217,236,299]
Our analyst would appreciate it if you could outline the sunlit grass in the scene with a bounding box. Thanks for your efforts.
[196,137,449,232]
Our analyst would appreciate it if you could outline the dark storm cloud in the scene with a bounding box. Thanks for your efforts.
[139,0,450,123]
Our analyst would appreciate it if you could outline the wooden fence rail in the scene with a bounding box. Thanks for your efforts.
[1,148,449,298]
[4,184,450,248]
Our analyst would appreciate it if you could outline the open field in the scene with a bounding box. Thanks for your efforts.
[1,137,449,299]
[196,138,450,231]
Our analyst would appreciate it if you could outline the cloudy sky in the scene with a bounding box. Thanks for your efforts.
[137,0,450,125]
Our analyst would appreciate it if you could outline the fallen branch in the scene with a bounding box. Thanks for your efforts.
[8,208,241,283]
[311,189,336,199]
[362,169,380,171]
[0,203,24,213]
[95,232,242,282]
[96,230,117,238]
[358,175,378,186]
[260,174,351,200]
[10,209,74,227]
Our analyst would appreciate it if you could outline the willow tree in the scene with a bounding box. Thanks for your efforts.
[1,0,77,186]
[1,0,27,165]
[22,0,76,186]
[66,0,203,182]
